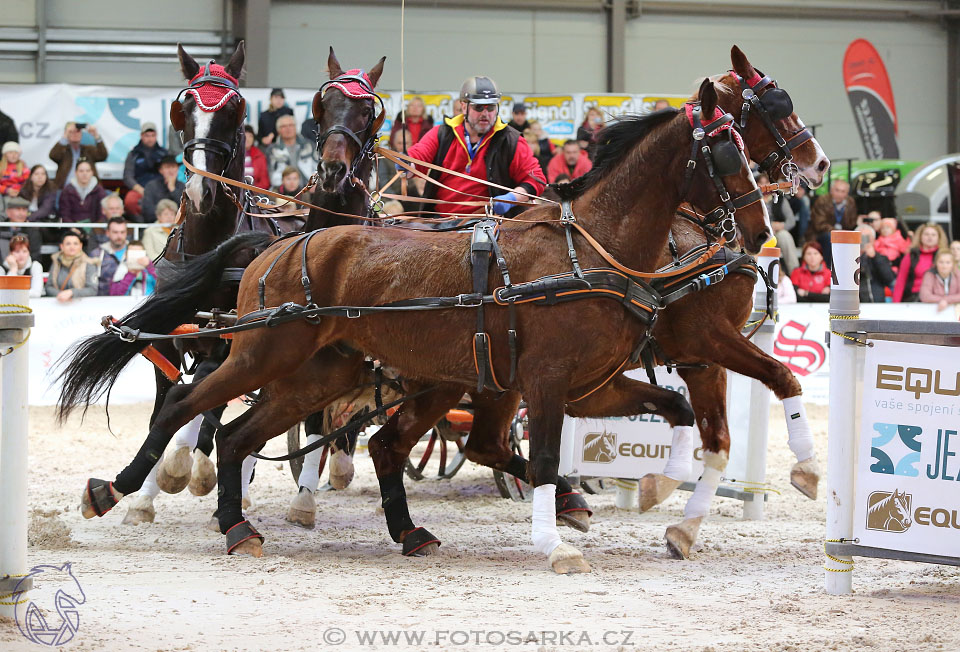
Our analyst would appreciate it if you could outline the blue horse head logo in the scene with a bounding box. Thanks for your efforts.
[14,563,86,647]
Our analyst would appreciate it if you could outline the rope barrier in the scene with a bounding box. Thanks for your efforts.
[831,314,873,347]
[823,539,855,572]
[0,304,32,357]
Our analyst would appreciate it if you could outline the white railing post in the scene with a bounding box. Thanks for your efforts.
[825,231,861,594]
[0,276,33,618]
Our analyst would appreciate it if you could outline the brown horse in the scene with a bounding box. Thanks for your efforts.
[68,79,770,573]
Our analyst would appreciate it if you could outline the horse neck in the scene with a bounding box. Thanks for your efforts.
[573,122,688,272]
[303,158,372,231]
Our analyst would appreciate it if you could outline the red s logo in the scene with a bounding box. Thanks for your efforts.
[772,320,826,376]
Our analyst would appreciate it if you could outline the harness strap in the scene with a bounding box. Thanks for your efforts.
[258,233,311,310]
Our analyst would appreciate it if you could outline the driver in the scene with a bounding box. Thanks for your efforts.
[403,76,546,217]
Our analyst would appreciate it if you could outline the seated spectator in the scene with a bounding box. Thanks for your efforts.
[787,183,810,243]
[143,198,178,260]
[109,241,157,297]
[547,140,592,183]
[0,196,42,260]
[952,239,960,271]
[272,166,303,196]
[0,142,29,198]
[857,224,895,303]
[375,127,422,208]
[19,164,57,223]
[45,229,97,302]
[59,159,107,223]
[777,262,797,304]
[391,96,434,147]
[577,107,605,160]
[49,122,107,189]
[258,88,294,147]
[266,115,315,187]
[3,234,44,297]
[874,216,910,269]
[758,173,798,273]
[94,216,129,295]
[919,250,960,311]
[893,222,948,302]
[806,179,857,266]
[244,126,270,190]
[522,125,552,175]
[507,102,529,133]
[790,241,831,302]
[141,156,184,223]
[552,174,572,184]
[122,122,168,218]
[101,193,127,221]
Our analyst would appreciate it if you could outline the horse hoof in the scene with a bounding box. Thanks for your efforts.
[639,473,682,513]
[549,543,591,574]
[285,488,316,529]
[229,538,263,558]
[188,451,217,496]
[665,516,703,560]
[409,542,439,557]
[207,515,220,532]
[557,511,591,533]
[156,446,192,494]
[79,479,123,519]
[790,458,820,500]
[241,496,253,511]
[328,450,355,490]
[121,494,155,525]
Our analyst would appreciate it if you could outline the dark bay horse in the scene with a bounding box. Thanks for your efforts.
[63,80,770,573]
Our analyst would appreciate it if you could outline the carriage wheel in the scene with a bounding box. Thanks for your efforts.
[286,421,329,485]
[492,411,532,502]
[404,419,468,481]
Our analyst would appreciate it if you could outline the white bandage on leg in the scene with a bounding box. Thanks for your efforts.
[662,425,695,481]
[240,455,257,499]
[683,451,727,520]
[139,461,161,498]
[173,414,204,449]
[531,484,562,556]
[782,396,815,462]
[297,434,323,492]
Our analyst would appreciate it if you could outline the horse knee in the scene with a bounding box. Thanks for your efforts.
[663,390,695,428]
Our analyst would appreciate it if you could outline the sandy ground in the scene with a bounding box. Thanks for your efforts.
[1,402,959,652]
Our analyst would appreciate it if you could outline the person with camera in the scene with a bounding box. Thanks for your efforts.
[49,121,107,188]
[108,240,157,297]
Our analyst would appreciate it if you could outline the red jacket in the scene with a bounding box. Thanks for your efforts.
[407,115,546,216]
[893,246,938,302]
[546,149,592,183]
[0,161,29,196]
[247,146,270,190]
[790,263,831,295]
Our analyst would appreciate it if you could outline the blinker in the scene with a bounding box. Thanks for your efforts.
[710,138,742,177]
[760,88,793,121]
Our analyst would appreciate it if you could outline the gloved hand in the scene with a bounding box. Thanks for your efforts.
[492,192,518,215]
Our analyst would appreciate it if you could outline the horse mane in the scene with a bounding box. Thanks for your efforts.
[867,494,892,515]
[553,108,680,201]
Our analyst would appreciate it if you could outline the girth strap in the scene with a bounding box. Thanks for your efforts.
[470,220,500,393]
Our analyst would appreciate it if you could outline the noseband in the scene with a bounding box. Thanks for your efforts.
[731,70,814,178]
[315,73,385,183]
[173,60,244,177]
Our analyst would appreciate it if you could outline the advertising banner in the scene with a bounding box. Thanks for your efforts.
[853,339,960,557]
[842,38,899,159]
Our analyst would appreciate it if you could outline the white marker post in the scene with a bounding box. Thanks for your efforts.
[825,231,861,594]
[0,277,33,618]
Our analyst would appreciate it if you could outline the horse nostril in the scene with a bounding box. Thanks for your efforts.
[817,159,829,173]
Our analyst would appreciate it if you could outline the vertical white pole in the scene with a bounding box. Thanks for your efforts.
[825,231,861,594]
[742,247,779,520]
[0,277,32,619]
[614,479,638,509]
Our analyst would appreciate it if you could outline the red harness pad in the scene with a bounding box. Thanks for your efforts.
[684,104,744,151]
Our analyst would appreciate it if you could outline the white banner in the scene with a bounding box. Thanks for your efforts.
[853,339,960,558]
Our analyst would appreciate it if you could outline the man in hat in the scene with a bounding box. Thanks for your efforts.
[141,155,184,223]
[122,122,169,218]
[507,101,530,133]
[403,76,546,218]
[258,88,295,147]
[0,196,42,260]
[49,121,107,189]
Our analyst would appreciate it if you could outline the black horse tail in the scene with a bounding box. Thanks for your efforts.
[55,232,277,422]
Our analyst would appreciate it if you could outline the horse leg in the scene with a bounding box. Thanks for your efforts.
[565,375,697,512]
[240,453,257,511]
[286,410,325,529]
[325,402,359,490]
[664,364,730,560]
[367,383,466,556]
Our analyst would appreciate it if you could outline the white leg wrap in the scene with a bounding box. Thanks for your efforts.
[173,414,204,449]
[782,396,815,462]
[240,455,257,499]
[139,461,161,498]
[683,451,727,520]
[298,434,323,492]
[662,425,695,481]
[531,484,562,556]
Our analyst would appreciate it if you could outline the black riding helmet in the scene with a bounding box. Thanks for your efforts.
[459,76,501,105]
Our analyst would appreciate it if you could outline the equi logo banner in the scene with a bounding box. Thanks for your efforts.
[853,339,960,558]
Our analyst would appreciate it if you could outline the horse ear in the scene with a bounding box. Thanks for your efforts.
[312,91,324,124]
[236,97,247,129]
[177,42,200,81]
[368,56,386,88]
[730,45,756,81]
[699,78,718,117]
[170,100,185,132]
[328,47,344,79]
[225,40,246,81]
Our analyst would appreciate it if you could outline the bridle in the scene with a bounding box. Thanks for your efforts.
[315,72,386,185]
[679,103,764,243]
[730,70,814,182]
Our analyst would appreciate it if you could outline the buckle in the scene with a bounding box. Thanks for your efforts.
[455,293,483,307]
[345,308,362,319]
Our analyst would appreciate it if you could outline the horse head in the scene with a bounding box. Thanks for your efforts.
[311,47,386,193]
[172,41,247,214]
[891,489,912,528]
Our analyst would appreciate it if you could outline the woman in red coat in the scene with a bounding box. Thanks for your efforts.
[791,241,832,302]
[244,126,270,190]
